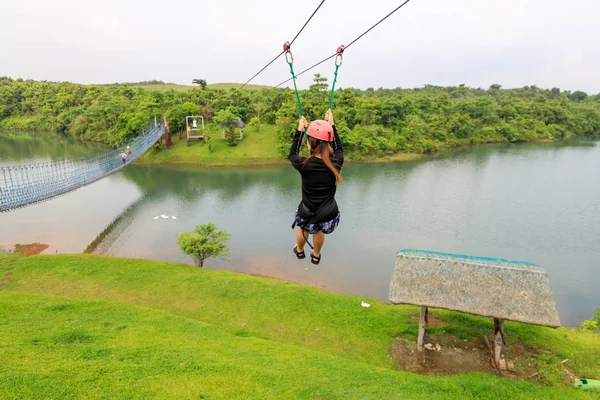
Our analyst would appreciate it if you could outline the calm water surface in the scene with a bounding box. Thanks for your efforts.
[1,131,599,327]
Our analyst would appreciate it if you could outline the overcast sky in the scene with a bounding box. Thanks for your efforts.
[1,0,599,93]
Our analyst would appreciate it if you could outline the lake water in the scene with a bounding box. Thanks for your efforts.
[1,131,599,327]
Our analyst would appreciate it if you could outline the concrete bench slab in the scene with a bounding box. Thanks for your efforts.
[389,249,561,327]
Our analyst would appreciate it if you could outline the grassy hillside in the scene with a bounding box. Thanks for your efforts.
[0,254,598,399]
[131,83,272,92]
[207,82,272,91]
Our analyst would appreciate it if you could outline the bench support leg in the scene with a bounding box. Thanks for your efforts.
[493,318,505,366]
[417,306,428,351]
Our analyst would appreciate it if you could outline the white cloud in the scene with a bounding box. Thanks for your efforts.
[82,12,139,51]
[0,0,598,93]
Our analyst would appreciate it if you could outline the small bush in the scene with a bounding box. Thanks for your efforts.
[206,134,213,152]
[248,117,261,132]
[176,223,231,267]
[581,309,600,332]
[225,127,237,147]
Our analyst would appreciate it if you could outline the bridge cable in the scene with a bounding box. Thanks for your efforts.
[271,0,413,89]
[232,0,326,94]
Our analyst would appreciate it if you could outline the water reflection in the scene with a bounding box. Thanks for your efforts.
[0,131,106,166]
[1,134,599,327]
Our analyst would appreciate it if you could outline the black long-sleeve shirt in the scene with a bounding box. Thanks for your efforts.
[289,125,344,222]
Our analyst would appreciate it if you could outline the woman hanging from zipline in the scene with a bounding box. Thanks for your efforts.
[282,41,345,264]
[289,109,343,265]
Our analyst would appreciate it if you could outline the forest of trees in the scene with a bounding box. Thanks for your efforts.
[1,75,599,159]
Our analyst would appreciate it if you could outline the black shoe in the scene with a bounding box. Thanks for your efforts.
[310,252,321,265]
[293,246,306,259]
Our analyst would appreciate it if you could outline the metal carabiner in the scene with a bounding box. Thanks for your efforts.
[283,41,294,64]
[285,51,294,64]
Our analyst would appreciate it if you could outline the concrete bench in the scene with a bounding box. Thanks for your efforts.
[389,249,561,366]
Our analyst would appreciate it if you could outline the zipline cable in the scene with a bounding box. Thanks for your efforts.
[289,0,326,47]
[271,0,413,89]
[272,54,336,90]
[234,51,285,94]
[232,0,326,94]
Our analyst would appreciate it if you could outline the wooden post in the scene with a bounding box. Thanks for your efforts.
[164,126,172,149]
[493,318,504,365]
[417,306,428,351]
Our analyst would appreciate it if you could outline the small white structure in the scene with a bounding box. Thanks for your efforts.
[186,115,205,146]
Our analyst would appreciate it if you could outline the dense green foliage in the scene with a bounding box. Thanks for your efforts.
[1,76,599,157]
[176,223,231,267]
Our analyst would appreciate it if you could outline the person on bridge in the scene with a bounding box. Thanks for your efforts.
[120,151,127,165]
[127,146,131,156]
[289,109,343,265]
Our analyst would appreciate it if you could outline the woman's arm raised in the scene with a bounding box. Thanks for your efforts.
[289,116,308,171]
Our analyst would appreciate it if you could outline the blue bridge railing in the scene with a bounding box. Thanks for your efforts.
[0,121,163,213]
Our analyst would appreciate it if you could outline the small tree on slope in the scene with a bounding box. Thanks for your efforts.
[176,223,231,267]
[192,79,207,90]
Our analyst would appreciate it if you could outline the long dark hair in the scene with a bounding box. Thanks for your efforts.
[303,137,343,183]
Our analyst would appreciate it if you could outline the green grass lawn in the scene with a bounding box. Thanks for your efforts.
[131,83,272,92]
[138,125,285,166]
[0,254,598,399]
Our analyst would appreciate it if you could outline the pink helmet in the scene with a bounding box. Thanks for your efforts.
[306,120,333,142]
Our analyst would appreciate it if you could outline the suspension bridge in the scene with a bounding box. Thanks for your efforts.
[0,121,163,213]
[0,0,415,214]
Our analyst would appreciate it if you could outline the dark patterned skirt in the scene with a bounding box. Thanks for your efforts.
[294,210,341,234]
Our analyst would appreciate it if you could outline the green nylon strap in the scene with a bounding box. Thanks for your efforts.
[329,64,340,110]
[287,61,304,117]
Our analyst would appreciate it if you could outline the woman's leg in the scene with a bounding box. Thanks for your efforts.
[296,228,307,252]
[312,231,325,257]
